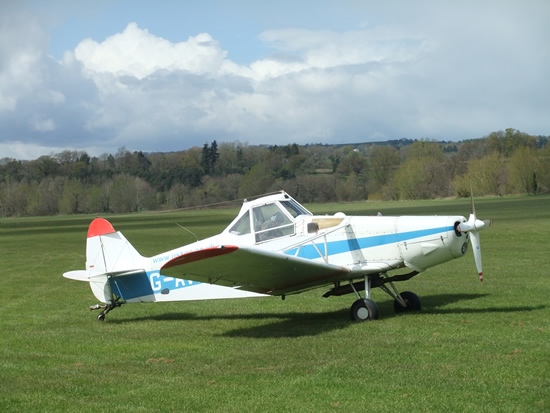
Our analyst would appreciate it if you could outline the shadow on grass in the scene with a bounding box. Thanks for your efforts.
[219,309,350,338]
[420,293,547,315]
[105,292,546,338]
[109,309,350,337]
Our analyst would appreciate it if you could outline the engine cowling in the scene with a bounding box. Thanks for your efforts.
[398,216,468,272]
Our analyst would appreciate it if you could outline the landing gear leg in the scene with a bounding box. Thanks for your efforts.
[378,275,421,314]
[392,291,421,313]
[349,277,379,322]
[90,299,124,321]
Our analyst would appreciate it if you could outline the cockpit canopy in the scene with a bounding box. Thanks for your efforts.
[226,192,311,243]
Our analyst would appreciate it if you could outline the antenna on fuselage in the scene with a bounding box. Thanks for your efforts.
[176,223,199,243]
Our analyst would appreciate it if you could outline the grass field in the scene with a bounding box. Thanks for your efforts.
[1,195,549,412]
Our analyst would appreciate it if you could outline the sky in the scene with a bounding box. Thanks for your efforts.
[1,0,549,160]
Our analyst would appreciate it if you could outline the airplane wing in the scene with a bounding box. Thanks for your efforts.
[160,245,351,296]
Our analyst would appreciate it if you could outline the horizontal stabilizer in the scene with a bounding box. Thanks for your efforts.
[63,270,92,281]
[63,269,145,282]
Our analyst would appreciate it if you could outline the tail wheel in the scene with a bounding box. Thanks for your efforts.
[350,298,379,322]
[393,291,421,313]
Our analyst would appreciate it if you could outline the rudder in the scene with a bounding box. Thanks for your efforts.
[86,218,144,275]
[64,218,146,304]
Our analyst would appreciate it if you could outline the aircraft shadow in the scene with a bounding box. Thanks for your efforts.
[109,309,349,337]
[420,293,547,315]
[108,292,546,338]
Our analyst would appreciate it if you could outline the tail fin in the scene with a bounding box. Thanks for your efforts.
[86,218,144,274]
[64,218,145,303]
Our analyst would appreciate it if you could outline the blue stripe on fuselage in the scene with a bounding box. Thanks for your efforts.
[285,226,453,260]
[108,271,201,301]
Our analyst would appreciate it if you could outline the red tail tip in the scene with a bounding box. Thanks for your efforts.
[478,272,484,282]
[88,218,115,238]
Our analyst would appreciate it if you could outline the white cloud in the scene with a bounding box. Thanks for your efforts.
[74,23,229,80]
[66,23,431,149]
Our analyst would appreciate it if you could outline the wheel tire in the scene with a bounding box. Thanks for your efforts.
[97,314,106,321]
[350,299,379,322]
[393,291,421,313]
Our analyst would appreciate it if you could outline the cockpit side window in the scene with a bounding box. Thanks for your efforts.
[228,211,251,235]
[280,200,311,218]
[253,203,294,242]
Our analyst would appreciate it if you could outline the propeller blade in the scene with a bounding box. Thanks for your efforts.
[469,181,476,215]
[464,185,491,282]
[470,231,483,281]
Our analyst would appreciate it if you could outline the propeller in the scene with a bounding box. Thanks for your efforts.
[457,188,492,281]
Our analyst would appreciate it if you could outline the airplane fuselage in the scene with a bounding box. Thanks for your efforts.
[109,213,469,303]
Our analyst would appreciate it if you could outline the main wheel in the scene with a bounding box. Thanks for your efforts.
[393,291,421,313]
[350,298,379,322]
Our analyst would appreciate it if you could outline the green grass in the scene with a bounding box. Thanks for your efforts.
[1,196,549,412]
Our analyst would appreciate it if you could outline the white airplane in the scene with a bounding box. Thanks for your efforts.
[64,191,491,322]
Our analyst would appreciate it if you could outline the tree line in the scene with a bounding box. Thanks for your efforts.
[1,128,548,217]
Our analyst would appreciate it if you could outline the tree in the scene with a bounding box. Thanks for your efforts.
[336,150,369,199]
[0,158,26,184]
[405,140,444,162]
[393,159,428,200]
[209,174,241,201]
[454,139,490,177]
[168,182,188,209]
[0,179,27,217]
[328,154,340,173]
[58,178,85,214]
[301,146,332,173]
[148,152,177,192]
[487,128,537,156]
[337,150,368,176]
[392,140,449,200]
[336,172,366,201]
[451,174,472,198]
[216,142,239,175]
[26,177,63,216]
[134,177,158,211]
[109,174,138,213]
[507,146,540,194]
[538,143,550,193]
[200,140,220,175]
[370,145,401,187]
[86,183,110,213]
[181,151,205,187]
[465,152,503,196]
[238,163,275,198]
[283,175,337,203]
[28,156,59,181]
